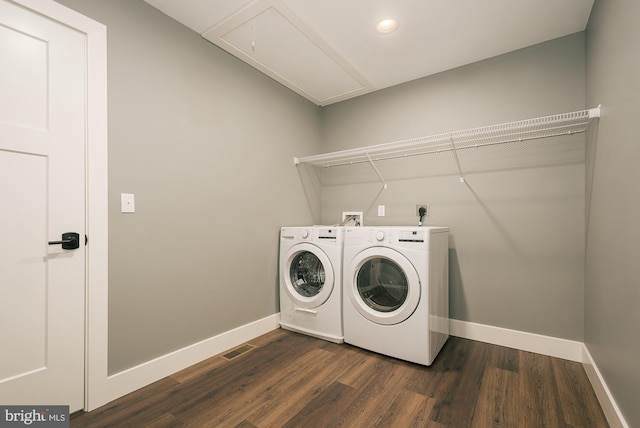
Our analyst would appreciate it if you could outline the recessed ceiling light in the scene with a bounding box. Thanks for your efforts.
[376,18,398,34]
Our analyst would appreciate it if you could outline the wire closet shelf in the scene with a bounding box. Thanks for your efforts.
[293,107,600,185]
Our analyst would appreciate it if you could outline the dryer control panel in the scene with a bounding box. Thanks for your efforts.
[398,230,424,242]
[318,228,338,240]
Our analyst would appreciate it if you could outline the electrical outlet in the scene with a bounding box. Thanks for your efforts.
[415,204,429,217]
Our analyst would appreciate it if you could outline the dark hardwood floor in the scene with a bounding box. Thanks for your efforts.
[71,329,608,427]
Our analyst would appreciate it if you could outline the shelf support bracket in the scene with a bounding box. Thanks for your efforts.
[364,151,388,189]
[449,136,465,183]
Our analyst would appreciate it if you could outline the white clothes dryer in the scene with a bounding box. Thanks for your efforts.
[279,226,343,343]
[342,226,449,365]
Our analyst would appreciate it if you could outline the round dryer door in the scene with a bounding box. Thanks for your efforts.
[347,247,420,325]
[283,243,335,309]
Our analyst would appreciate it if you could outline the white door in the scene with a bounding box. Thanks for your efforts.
[0,0,86,412]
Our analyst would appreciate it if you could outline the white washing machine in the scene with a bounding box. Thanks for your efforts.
[279,226,343,343]
[342,226,449,365]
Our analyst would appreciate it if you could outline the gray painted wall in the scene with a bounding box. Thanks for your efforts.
[55,0,321,374]
[585,1,640,426]
[51,3,638,422]
[319,34,587,340]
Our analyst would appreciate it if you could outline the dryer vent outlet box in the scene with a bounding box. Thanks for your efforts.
[342,211,363,226]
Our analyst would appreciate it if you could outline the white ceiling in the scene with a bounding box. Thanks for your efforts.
[143,0,595,106]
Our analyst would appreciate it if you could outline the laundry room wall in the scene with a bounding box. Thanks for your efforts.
[319,33,587,341]
[585,0,640,426]
[54,0,321,374]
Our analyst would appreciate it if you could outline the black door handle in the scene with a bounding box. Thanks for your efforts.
[48,232,80,250]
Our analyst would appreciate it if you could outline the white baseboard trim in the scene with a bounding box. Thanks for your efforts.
[450,319,627,427]
[582,344,629,428]
[449,319,584,362]
[96,314,279,410]
[92,314,628,428]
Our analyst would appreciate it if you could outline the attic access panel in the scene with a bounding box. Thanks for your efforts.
[202,1,373,106]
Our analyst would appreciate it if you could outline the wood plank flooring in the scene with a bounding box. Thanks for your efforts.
[71,329,608,427]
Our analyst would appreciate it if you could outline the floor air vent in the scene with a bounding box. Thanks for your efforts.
[222,344,256,361]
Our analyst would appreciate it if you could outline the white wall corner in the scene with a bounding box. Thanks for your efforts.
[581,344,629,428]
[89,314,280,411]
[449,319,628,427]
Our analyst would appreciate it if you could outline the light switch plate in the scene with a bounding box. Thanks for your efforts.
[121,193,135,213]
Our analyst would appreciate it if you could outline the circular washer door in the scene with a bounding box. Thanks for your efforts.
[283,243,334,309]
[347,247,420,325]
